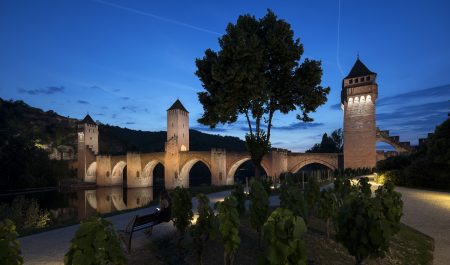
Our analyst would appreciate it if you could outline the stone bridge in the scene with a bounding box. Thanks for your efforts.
[83,149,341,189]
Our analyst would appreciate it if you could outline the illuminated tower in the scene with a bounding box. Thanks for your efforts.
[341,57,378,169]
[166,99,189,151]
[77,114,98,180]
[165,99,189,188]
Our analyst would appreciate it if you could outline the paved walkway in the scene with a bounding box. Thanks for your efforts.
[395,187,450,265]
[19,190,233,265]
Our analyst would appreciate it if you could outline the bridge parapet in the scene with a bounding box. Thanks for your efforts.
[376,128,413,154]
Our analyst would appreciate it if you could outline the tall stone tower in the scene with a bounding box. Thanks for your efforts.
[165,99,189,188]
[341,57,378,169]
[77,114,99,180]
[166,99,189,151]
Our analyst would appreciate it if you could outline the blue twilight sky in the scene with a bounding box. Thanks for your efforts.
[1,0,449,151]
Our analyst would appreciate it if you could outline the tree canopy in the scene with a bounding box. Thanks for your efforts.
[306,128,343,153]
[196,10,330,176]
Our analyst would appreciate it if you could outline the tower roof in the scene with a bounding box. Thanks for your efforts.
[168,99,188,113]
[345,58,376,79]
[79,114,96,125]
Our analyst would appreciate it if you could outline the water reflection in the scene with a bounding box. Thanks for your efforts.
[75,187,154,220]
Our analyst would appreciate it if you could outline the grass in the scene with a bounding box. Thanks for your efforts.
[127,211,434,265]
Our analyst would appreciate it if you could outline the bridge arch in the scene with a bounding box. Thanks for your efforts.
[85,190,97,210]
[142,160,164,187]
[289,159,337,173]
[179,158,211,187]
[85,162,97,183]
[111,161,127,185]
[376,138,407,153]
[227,157,270,182]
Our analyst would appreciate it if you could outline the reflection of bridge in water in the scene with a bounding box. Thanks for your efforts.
[75,187,154,220]
[76,58,414,189]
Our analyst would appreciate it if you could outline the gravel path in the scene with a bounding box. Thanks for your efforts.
[395,187,450,265]
[19,190,233,265]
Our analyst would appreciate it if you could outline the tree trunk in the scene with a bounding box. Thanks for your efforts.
[326,218,330,239]
[254,163,261,180]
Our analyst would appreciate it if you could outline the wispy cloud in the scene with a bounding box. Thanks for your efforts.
[191,125,229,133]
[18,86,64,95]
[377,84,450,106]
[273,122,324,131]
[329,103,341,110]
[77,100,89,104]
[93,0,221,36]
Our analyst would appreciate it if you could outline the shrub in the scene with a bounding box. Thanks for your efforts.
[318,189,337,239]
[304,176,320,216]
[64,217,125,265]
[191,193,214,265]
[217,195,240,265]
[249,181,269,242]
[358,177,372,198]
[0,219,23,265]
[261,176,273,195]
[261,208,307,265]
[335,191,395,264]
[2,197,51,231]
[231,183,246,216]
[171,187,193,244]
[376,155,411,172]
[375,181,403,235]
[279,185,308,222]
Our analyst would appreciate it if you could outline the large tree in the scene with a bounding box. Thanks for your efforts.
[195,10,330,177]
[306,128,343,153]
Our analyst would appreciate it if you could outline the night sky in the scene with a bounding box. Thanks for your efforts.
[1,0,449,151]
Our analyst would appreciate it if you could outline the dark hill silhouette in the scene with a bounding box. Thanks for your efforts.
[0,98,247,155]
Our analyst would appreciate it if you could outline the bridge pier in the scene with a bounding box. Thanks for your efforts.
[211,149,227,185]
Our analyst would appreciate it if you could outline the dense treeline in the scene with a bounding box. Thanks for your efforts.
[306,129,343,153]
[376,117,450,190]
[0,135,75,191]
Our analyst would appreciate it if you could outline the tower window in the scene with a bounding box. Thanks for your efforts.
[360,77,364,82]
[349,79,353,84]
[366,76,370,81]
[355,78,358,83]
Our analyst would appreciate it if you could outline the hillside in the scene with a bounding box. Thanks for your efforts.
[0,98,247,155]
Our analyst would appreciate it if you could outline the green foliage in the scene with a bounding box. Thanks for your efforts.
[249,181,269,238]
[358,177,372,198]
[375,181,403,235]
[333,175,354,204]
[171,187,193,242]
[375,117,450,190]
[335,179,403,264]
[231,183,246,216]
[217,195,240,265]
[0,134,74,190]
[0,219,23,265]
[279,184,308,221]
[191,193,215,265]
[318,189,337,239]
[261,208,307,265]
[376,155,411,172]
[261,176,273,196]
[0,197,51,232]
[64,217,125,265]
[196,10,329,179]
[304,176,320,215]
[306,129,343,153]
